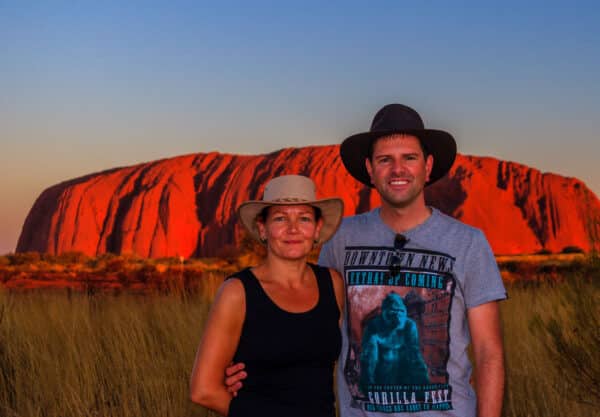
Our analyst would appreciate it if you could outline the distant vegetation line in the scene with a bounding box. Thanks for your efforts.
[0,251,245,293]
[0,251,596,292]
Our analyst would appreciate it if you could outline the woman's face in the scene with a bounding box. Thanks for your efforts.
[256,204,323,261]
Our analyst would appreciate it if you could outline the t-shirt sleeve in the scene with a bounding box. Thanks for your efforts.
[463,230,507,309]
[319,218,349,272]
[318,239,336,269]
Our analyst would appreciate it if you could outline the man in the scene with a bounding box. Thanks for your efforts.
[227,104,506,417]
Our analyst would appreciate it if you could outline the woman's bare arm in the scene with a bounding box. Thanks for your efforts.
[190,278,245,415]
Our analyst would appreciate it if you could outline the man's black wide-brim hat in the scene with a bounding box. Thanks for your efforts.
[340,103,457,187]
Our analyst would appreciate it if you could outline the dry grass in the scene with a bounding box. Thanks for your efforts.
[0,274,224,417]
[501,277,599,417]
[0,255,598,416]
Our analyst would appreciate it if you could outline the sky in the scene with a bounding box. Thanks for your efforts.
[1,1,599,255]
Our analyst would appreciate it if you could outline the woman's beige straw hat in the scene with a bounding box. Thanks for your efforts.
[237,175,344,244]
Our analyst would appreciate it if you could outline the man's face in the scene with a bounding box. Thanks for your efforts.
[365,134,433,209]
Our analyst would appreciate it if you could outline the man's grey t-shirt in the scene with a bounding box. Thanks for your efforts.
[319,208,506,417]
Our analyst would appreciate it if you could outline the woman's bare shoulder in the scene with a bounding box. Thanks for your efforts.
[214,276,245,305]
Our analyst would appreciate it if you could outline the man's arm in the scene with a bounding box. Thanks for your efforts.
[467,301,505,417]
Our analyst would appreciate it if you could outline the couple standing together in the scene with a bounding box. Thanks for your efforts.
[190,104,507,417]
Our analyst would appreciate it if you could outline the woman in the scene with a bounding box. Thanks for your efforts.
[190,175,345,417]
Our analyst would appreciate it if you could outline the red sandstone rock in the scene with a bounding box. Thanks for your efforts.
[16,146,600,257]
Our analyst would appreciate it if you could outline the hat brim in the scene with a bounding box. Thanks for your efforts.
[237,198,344,244]
[340,129,457,187]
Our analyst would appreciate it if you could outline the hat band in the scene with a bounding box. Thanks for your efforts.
[268,197,311,203]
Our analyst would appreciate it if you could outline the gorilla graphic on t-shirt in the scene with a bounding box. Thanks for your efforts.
[359,291,429,394]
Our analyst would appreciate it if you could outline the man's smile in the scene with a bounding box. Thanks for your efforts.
[389,178,411,186]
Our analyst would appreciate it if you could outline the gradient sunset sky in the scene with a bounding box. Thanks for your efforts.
[2,1,599,255]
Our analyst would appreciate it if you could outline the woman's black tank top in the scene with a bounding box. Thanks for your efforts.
[227,263,341,417]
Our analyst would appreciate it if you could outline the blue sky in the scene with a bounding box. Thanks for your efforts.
[1,1,599,254]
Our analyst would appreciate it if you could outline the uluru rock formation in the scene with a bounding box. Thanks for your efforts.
[17,145,600,257]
